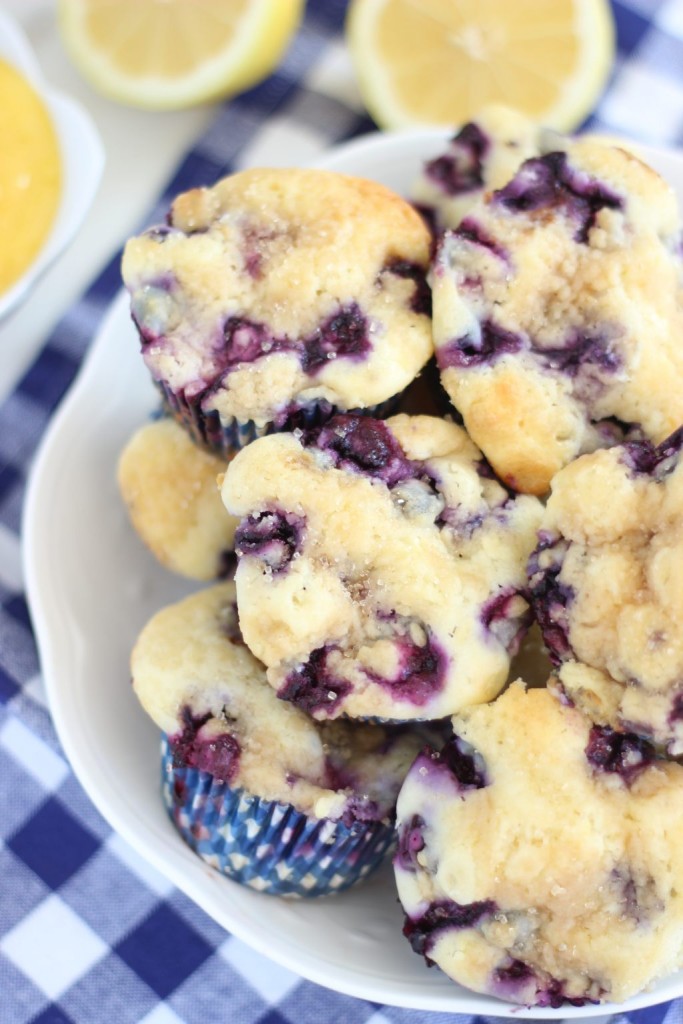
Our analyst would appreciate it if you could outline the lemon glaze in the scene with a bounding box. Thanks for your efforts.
[0,58,61,295]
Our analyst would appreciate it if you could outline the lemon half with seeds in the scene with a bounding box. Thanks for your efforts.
[58,0,304,110]
[346,0,615,132]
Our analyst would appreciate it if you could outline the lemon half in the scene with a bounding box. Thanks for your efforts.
[346,0,615,132]
[58,0,304,110]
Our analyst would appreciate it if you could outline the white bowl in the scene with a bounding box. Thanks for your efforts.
[23,128,683,1017]
[0,10,104,321]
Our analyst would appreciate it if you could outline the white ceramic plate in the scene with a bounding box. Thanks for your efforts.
[0,10,104,321]
[23,129,683,1017]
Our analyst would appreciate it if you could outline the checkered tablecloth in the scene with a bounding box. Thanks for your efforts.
[3,1,683,1021]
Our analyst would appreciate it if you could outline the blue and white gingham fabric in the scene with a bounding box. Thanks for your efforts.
[3,1,683,1021]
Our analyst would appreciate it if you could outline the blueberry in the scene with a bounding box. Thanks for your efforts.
[585,725,655,785]
[413,734,488,791]
[301,304,371,373]
[424,122,490,196]
[170,706,241,784]
[669,691,683,724]
[339,795,382,828]
[278,646,351,715]
[365,634,447,705]
[481,588,533,653]
[612,866,663,922]
[527,536,574,665]
[439,734,488,789]
[620,425,683,480]
[302,414,415,486]
[495,959,534,985]
[493,961,598,1008]
[495,151,622,244]
[234,509,304,573]
[539,330,622,377]
[222,316,287,368]
[213,307,373,379]
[454,217,507,261]
[538,979,597,1009]
[496,152,566,212]
[436,319,524,370]
[403,898,496,960]
[395,814,426,872]
[381,259,432,316]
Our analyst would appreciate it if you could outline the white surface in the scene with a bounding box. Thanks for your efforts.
[1,894,108,999]
[0,715,69,790]
[23,127,683,1016]
[0,9,104,322]
[0,1,214,403]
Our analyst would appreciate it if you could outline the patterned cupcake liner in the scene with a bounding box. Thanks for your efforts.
[157,382,402,460]
[160,735,396,898]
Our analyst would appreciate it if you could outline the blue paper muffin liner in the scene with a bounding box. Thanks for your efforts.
[160,735,396,898]
[157,382,402,460]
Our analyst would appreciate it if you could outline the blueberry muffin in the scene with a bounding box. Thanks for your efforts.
[132,581,431,897]
[529,427,683,755]
[121,168,433,457]
[394,682,683,1006]
[411,105,547,235]
[221,413,542,722]
[431,137,683,494]
[117,417,237,581]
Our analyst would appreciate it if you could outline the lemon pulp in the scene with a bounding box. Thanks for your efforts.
[346,0,615,132]
[0,60,61,295]
[58,0,304,111]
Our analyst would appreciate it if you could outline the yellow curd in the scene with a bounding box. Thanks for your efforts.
[0,59,61,295]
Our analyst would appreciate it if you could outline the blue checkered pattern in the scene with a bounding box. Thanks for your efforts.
[4,1,683,1021]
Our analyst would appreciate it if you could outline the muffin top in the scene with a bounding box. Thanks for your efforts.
[529,427,683,754]
[431,137,683,494]
[395,682,683,1007]
[221,413,542,721]
[122,167,433,428]
[117,417,237,581]
[411,105,546,234]
[132,582,428,823]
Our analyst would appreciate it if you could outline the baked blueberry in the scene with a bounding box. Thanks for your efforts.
[122,168,433,458]
[432,138,683,494]
[529,431,683,755]
[221,413,542,721]
[394,683,683,1005]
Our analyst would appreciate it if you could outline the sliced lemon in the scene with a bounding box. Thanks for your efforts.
[346,0,615,132]
[58,0,304,110]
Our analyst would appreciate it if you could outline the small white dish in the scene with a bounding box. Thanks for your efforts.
[0,10,104,321]
[23,128,683,1017]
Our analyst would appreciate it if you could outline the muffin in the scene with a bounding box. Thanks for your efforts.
[431,137,683,494]
[411,105,546,235]
[121,167,433,458]
[394,682,683,1006]
[132,581,433,897]
[528,426,683,755]
[117,417,237,581]
[221,412,542,722]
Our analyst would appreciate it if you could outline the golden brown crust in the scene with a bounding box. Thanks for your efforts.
[123,168,433,428]
[118,418,236,580]
[432,136,683,495]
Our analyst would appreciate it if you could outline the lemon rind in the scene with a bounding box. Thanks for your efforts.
[58,0,304,110]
